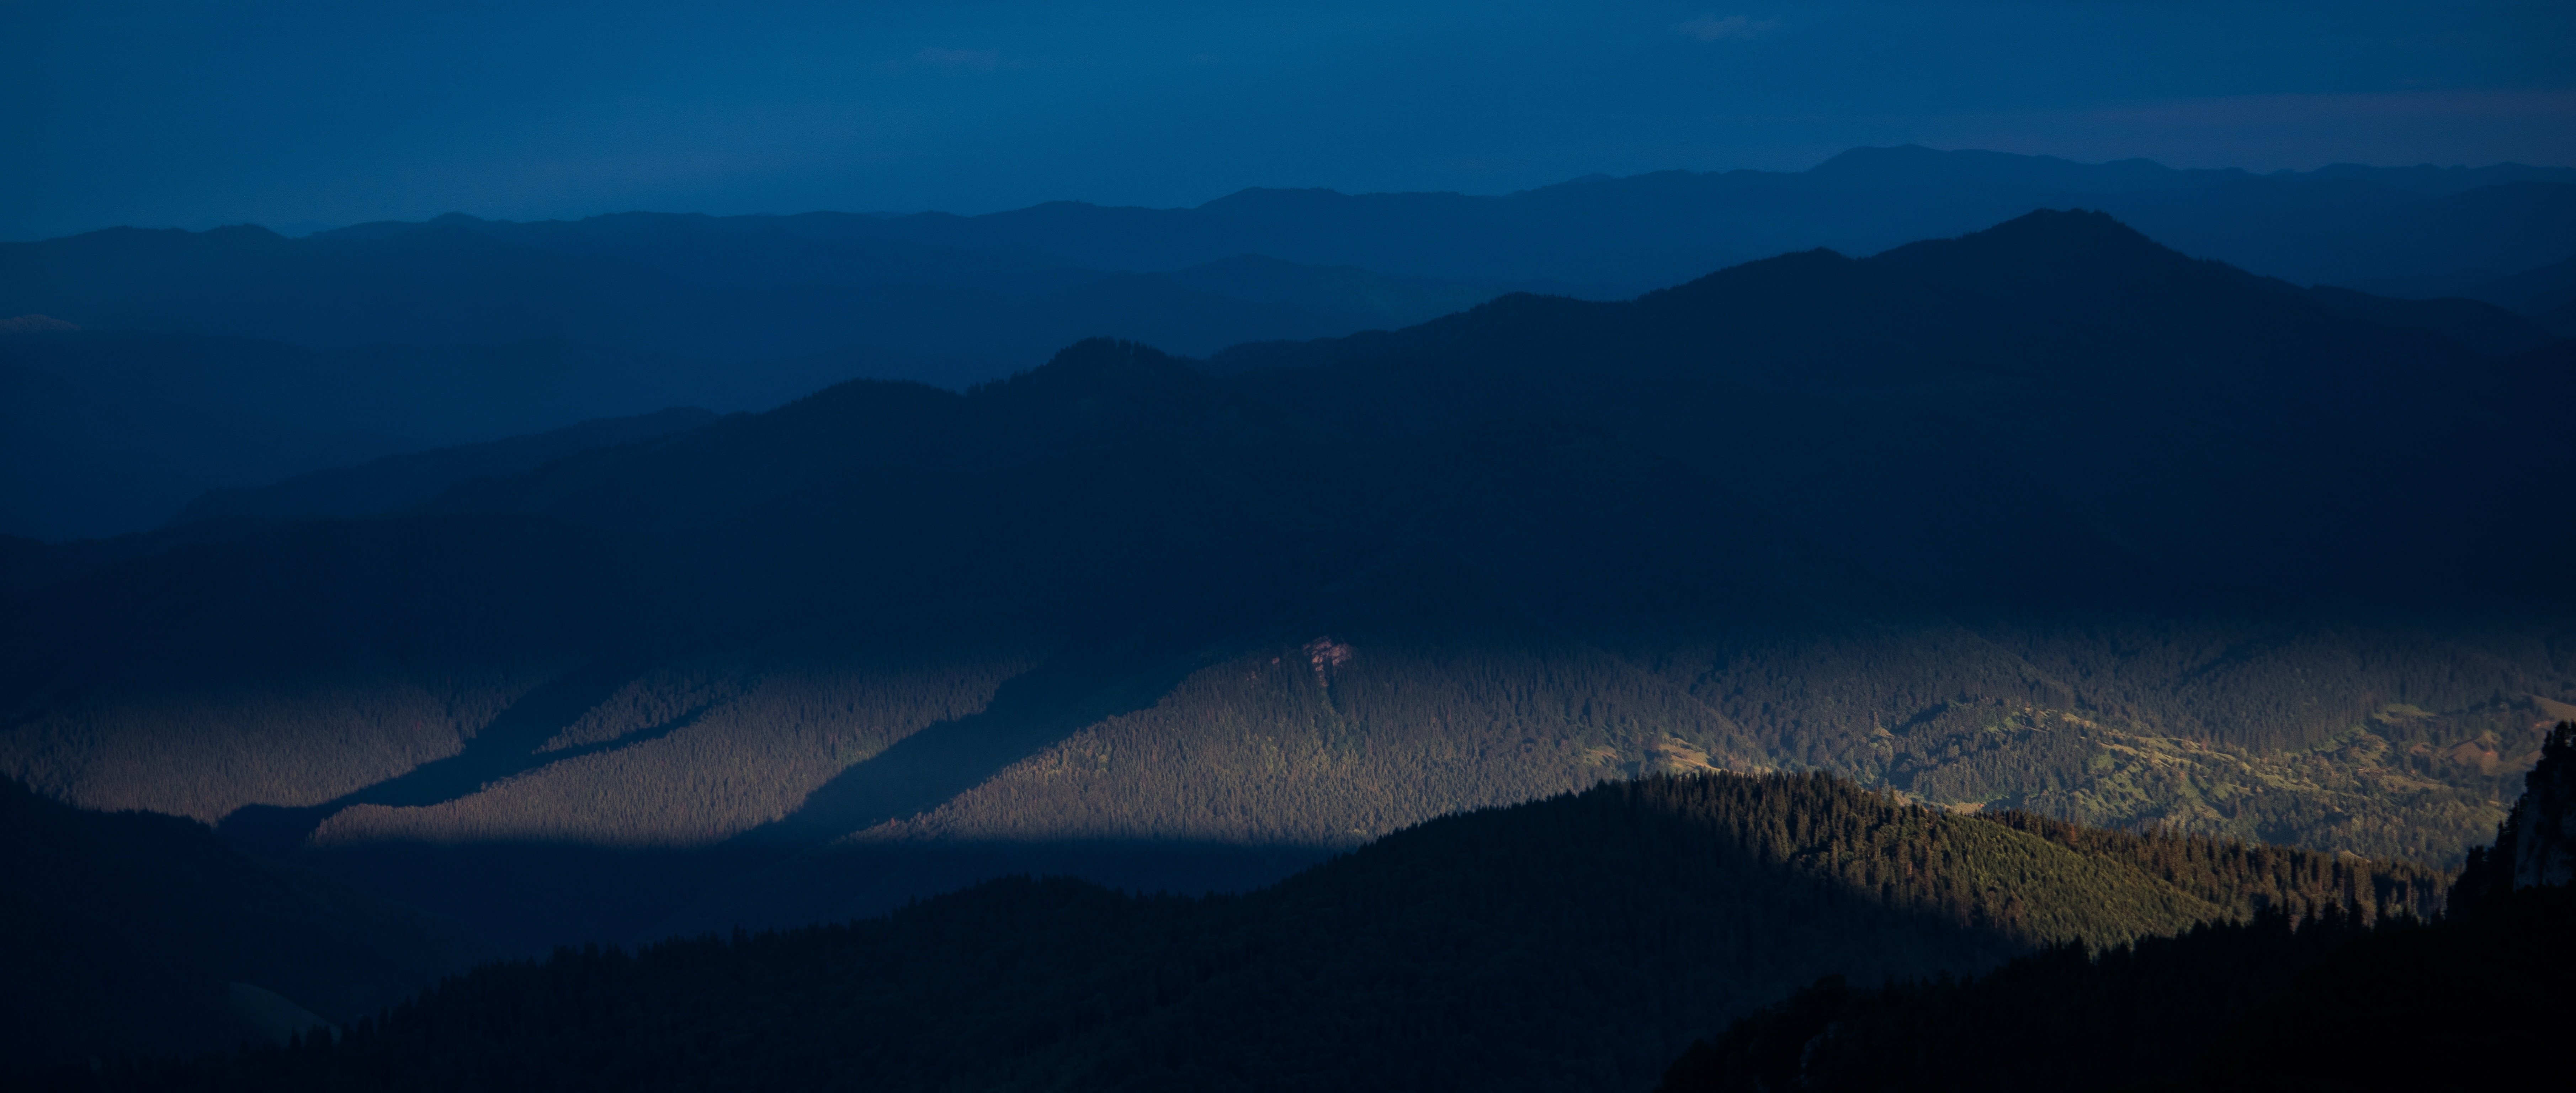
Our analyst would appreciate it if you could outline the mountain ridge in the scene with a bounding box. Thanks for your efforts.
[2,210,2564,964]
[6,771,2448,1081]
[10,145,2567,542]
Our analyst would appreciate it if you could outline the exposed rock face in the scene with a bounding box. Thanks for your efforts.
[1302,636,1354,684]
[2510,722,2576,889]
[2448,721,2576,909]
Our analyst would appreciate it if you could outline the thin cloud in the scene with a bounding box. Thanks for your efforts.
[1677,15,1776,42]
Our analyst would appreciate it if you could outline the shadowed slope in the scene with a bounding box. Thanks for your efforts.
[47,773,2445,1091]
[2,212,2567,964]
[0,778,495,1067]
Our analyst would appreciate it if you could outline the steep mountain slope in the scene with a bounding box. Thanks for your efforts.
[23,774,2446,1090]
[1,212,2566,955]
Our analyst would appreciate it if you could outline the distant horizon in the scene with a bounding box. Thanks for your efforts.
[8,1,2566,242]
[19,143,2576,244]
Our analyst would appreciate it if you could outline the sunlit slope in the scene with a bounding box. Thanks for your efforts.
[2,212,2570,922]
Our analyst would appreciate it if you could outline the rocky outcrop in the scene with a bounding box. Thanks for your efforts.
[2509,721,2576,888]
[2452,721,2576,908]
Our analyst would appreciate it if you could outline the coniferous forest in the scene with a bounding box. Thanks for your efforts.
[9,16,2576,1084]
[8,768,2461,1092]
[1658,722,2576,1093]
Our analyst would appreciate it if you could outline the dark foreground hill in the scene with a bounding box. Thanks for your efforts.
[1657,722,2576,1093]
[0,778,494,1066]
[1,210,2567,961]
[1656,885,2574,1093]
[11,772,2444,1087]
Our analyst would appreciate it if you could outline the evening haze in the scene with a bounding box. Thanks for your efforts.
[5,0,2572,240]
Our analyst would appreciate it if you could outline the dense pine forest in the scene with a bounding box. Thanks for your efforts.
[1657,722,2576,1092]
[7,769,2452,1091]
[5,773,2452,1088]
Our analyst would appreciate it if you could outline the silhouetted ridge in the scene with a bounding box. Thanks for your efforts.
[4,209,2568,1003]
[1865,207,2221,303]
[20,772,2443,1091]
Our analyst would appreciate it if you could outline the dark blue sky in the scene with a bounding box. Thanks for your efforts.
[5,1,2570,240]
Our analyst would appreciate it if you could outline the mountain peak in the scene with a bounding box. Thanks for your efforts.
[1965,207,2158,247]
[1863,208,2201,298]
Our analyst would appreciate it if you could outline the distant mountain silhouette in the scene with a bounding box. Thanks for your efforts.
[0,218,1513,365]
[6,146,2565,541]
[171,407,718,528]
[6,146,2569,359]
[2,211,2566,973]
[0,329,970,540]
[2464,250,2576,324]
[2340,249,2576,337]
[2300,285,2561,355]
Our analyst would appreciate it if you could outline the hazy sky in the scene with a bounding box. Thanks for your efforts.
[4,0,2570,239]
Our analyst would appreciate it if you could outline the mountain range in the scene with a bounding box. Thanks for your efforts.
[5,205,2569,1009]
[5,144,2572,540]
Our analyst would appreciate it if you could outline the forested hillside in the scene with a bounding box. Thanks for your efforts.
[1657,722,2576,1093]
[2,209,2567,956]
[12,773,2446,1089]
